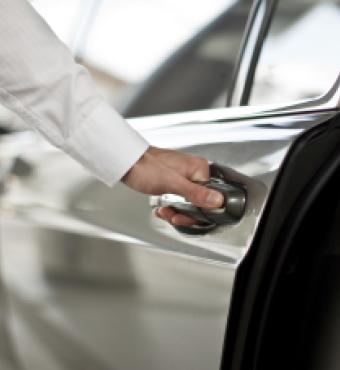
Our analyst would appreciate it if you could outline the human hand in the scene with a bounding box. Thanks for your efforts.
[121,146,224,226]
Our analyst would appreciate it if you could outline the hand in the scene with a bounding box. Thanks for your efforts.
[121,146,224,226]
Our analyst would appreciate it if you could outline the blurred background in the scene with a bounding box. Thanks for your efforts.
[0,0,251,132]
[31,0,234,107]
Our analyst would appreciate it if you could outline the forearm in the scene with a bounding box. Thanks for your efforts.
[0,0,148,185]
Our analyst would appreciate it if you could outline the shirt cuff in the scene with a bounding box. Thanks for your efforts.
[63,100,149,186]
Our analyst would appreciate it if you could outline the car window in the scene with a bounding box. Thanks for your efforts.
[30,0,251,116]
[0,0,251,130]
[249,0,340,106]
[122,0,252,116]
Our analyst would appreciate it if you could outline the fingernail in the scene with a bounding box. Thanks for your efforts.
[155,208,164,219]
[206,190,223,207]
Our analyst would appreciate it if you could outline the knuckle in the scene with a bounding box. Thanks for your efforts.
[192,156,208,168]
[199,157,209,167]
[189,158,210,182]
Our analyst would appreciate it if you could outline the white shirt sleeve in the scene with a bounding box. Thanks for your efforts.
[0,0,149,186]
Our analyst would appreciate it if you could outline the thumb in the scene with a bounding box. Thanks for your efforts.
[172,175,224,209]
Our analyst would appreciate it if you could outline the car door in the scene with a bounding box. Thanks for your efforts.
[222,1,340,369]
[0,1,339,370]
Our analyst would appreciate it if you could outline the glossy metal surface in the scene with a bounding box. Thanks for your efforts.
[0,97,337,370]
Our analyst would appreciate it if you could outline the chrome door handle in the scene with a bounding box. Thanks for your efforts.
[150,174,247,234]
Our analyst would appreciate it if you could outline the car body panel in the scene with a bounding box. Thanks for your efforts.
[0,102,337,369]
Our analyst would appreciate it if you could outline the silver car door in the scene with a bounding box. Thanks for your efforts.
[0,85,339,370]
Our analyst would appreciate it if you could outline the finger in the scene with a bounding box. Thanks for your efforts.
[154,208,163,219]
[156,206,177,223]
[169,175,224,209]
[158,208,198,226]
[156,207,198,226]
[171,213,198,226]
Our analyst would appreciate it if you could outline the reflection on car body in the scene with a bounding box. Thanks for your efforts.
[0,1,339,370]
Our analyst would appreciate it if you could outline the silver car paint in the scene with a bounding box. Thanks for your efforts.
[0,87,338,369]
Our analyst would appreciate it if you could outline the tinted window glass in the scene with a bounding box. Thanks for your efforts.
[123,0,252,116]
[0,0,251,130]
[249,0,340,106]
[31,0,251,116]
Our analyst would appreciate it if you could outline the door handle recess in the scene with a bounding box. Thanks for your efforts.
[150,176,247,235]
